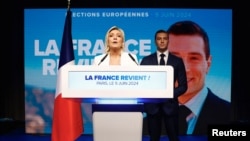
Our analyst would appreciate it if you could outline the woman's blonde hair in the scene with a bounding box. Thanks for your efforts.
[104,26,125,53]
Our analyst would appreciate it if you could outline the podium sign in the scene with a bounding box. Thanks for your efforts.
[61,65,173,98]
[60,65,174,141]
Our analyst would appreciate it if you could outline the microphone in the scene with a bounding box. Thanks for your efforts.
[128,53,138,65]
[98,54,108,65]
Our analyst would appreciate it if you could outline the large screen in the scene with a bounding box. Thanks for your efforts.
[24,8,232,134]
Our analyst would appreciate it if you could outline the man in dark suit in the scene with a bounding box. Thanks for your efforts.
[167,20,231,135]
[140,30,187,141]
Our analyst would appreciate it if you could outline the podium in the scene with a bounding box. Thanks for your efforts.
[61,65,173,141]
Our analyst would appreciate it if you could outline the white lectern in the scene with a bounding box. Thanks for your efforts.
[61,65,173,141]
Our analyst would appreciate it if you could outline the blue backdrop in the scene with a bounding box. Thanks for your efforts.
[24,8,232,134]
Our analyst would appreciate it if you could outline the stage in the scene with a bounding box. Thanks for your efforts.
[0,120,207,141]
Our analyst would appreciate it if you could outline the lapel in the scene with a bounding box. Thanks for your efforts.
[166,53,174,65]
[152,53,159,65]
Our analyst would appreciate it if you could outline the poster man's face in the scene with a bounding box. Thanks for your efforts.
[168,34,211,98]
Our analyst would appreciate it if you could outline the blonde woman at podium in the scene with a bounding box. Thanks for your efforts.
[92,25,139,105]
[91,26,143,141]
[92,26,139,66]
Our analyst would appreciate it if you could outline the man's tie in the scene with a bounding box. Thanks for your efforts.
[178,105,192,135]
[160,53,165,65]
